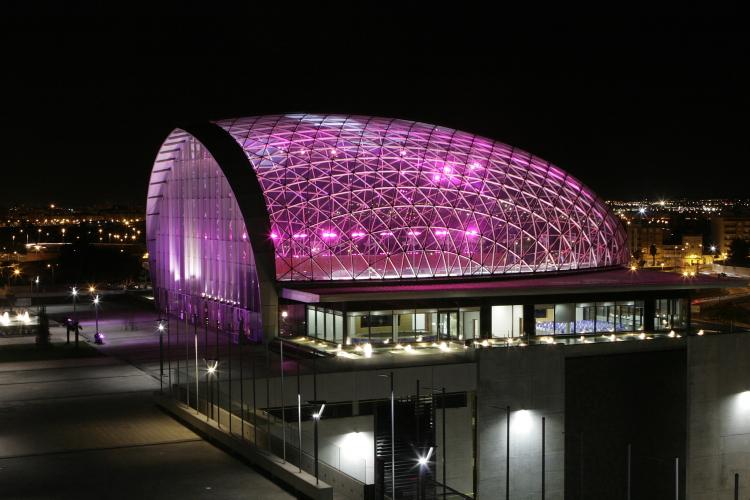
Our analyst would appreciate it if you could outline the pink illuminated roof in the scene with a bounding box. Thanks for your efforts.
[215,115,629,281]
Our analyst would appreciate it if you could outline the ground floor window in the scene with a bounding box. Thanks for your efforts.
[491,305,524,338]
[306,305,344,343]
[655,298,687,331]
[538,301,645,335]
[300,296,681,343]
[307,307,481,345]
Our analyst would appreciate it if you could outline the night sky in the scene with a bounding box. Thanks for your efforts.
[2,8,748,206]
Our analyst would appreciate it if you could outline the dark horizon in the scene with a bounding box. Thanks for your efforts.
[2,9,749,205]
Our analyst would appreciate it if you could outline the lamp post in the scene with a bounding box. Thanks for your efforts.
[193,314,199,414]
[417,446,435,500]
[422,385,447,499]
[280,338,286,462]
[93,295,99,336]
[308,400,327,484]
[166,307,171,396]
[542,416,546,500]
[297,360,302,473]
[69,286,78,344]
[379,372,396,498]
[206,359,218,422]
[157,320,165,393]
[505,405,510,500]
[488,404,511,500]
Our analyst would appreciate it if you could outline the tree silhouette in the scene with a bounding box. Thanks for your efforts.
[649,244,657,266]
[728,238,750,267]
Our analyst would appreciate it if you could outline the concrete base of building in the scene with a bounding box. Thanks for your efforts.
[154,393,334,500]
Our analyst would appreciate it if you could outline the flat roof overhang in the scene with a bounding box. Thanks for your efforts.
[279,268,749,304]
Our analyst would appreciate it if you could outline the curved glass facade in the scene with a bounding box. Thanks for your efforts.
[216,114,629,281]
[147,130,261,339]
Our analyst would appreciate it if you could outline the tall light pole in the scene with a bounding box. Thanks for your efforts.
[297,359,302,473]
[70,286,78,345]
[489,404,512,500]
[379,372,396,498]
[423,384,447,498]
[506,405,510,500]
[417,446,434,500]
[206,359,218,422]
[308,400,326,484]
[158,320,165,393]
[93,294,100,331]
[193,314,199,414]
[542,416,546,500]
[280,338,286,462]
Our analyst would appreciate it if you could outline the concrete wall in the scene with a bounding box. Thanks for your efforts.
[436,405,475,495]
[687,333,750,499]
[476,345,565,500]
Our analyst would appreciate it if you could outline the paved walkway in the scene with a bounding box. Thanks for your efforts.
[0,335,296,499]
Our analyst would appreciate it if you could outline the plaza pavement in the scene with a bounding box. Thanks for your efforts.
[0,318,296,499]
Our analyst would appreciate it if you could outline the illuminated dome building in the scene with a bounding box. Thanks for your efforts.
[146,115,748,500]
[147,115,693,343]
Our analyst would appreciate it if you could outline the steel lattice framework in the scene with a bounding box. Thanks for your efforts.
[214,114,628,281]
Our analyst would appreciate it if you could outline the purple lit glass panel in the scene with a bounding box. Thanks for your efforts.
[214,115,629,281]
[146,130,262,339]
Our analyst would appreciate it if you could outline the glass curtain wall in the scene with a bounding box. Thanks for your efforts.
[150,132,262,340]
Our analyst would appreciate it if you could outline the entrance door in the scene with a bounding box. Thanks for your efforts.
[438,311,459,340]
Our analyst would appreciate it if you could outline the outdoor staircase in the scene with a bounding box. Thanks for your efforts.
[374,395,436,499]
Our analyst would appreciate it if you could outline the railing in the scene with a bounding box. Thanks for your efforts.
[170,363,370,487]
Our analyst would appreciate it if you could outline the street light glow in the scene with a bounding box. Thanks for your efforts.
[738,391,750,411]
[513,409,533,434]
[313,403,326,420]
[93,295,100,305]
[417,446,434,466]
